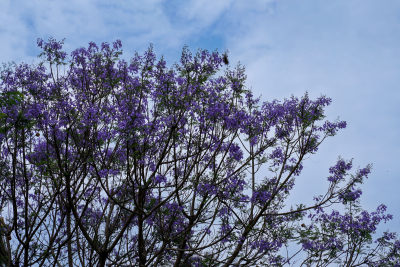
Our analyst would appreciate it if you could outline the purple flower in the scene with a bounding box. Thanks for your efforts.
[153,174,167,184]
[339,188,362,203]
[196,182,218,196]
[251,190,272,204]
[228,143,243,161]
[327,158,353,182]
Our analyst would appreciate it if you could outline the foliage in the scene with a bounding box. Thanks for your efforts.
[0,38,398,266]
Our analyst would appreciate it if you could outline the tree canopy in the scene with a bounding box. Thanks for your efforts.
[0,38,399,266]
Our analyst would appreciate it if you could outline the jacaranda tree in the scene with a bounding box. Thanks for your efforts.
[0,38,399,266]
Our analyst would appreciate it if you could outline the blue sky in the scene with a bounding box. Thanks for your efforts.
[1,0,399,232]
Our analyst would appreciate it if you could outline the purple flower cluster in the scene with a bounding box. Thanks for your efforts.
[301,203,396,265]
[228,143,243,161]
[251,190,272,205]
[339,187,362,203]
[250,239,283,253]
[37,37,67,63]
[153,174,167,184]
[327,158,353,182]
[196,182,218,196]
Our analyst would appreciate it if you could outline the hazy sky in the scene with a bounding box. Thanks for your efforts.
[1,0,399,233]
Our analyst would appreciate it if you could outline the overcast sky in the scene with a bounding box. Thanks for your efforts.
[1,0,399,233]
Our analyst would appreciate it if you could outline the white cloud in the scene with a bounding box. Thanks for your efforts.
[0,0,191,61]
[0,0,33,63]
[177,0,233,26]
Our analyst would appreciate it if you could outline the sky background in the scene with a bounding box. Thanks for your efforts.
[1,0,399,233]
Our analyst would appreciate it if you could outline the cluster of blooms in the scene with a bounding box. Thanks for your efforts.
[300,203,398,265]
[250,238,283,253]
[338,187,362,203]
[251,190,272,205]
[196,182,218,196]
[0,38,398,266]
[327,158,353,182]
